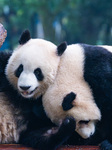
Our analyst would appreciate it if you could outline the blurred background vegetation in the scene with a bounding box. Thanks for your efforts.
[0,0,112,50]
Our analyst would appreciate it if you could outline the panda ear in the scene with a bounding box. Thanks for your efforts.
[57,42,67,56]
[19,30,31,45]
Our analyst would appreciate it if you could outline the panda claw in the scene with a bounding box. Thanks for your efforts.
[59,117,76,134]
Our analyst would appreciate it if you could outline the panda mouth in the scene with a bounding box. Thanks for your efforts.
[21,87,37,97]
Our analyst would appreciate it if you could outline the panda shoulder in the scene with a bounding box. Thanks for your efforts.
[0,51,12,76]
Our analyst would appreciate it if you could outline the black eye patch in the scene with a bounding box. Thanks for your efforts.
[79,120,90,125]
[34,68,44,81]
[15,64,23,78]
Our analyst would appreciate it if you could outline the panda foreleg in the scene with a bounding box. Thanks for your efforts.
[62,92,76,111]
[19,117,76,150]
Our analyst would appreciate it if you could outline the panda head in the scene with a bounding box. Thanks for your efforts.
[61,92,99,139]
[5,30,67,99]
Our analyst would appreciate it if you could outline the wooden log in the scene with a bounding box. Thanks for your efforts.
[0,144,100,150]
[57,145,100,150]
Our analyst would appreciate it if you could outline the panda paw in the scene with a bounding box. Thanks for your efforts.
[100,140,112,150]
[59,117,76,135]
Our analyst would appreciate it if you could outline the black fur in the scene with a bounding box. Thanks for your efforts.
[0,51,12,74]
[57,42,67,56]
[15,64,23,78]
[62,92,76,111]
[82,44,112,149]
[19,117,76,150]
[19,30,31,45]
[0,51,12,91]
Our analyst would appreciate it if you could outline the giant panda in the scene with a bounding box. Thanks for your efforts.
[0,30,77,150]
[42,43,112,150]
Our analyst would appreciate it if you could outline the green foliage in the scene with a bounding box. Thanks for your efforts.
[0,0,112,49]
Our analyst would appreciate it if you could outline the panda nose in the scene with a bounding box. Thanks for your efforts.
[20,86,31,91]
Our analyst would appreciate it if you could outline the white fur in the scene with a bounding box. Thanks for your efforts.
[76,120,96,139]
[5,39,60,98]
[43,44,101,138]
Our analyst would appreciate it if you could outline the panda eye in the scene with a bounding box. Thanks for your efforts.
[79,120,90,125]
[15,64,23,78]
[34,68,44,81]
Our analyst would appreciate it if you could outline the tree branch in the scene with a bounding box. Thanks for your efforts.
[0,23,7,48]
